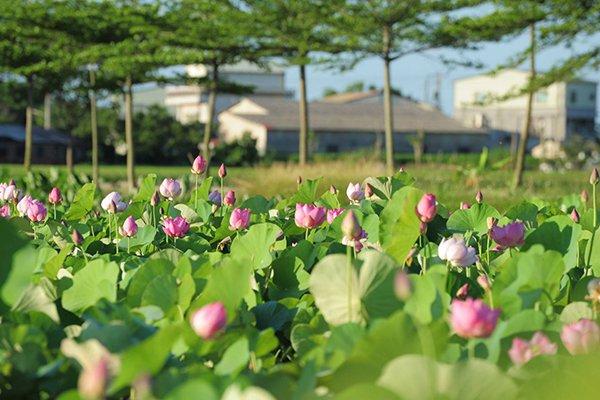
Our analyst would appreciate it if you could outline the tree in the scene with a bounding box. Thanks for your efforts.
[244,0,347,166]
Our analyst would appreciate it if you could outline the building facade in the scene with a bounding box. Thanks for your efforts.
[453,69,597,142]
[0,124,74,164]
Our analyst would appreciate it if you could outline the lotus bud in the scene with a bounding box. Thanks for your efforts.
[223,190,236,207]
[590,168,599,185]
[456,283,469,299]
[475,190,484,204]
[561,319,600,355]
[450,298,500,339]
[101,192,127,213]
[438,236,478,267]
[208,190,222,206]
[341,210,361,241]
[477,275,491,291]
[581,189,589,203]
[159,178,182,200]
[329,185,337,194]
[346,183,365,203]
[150,190,160,206]
[586,278,600,303]
[120,216,138,237]
[398,167,405,173]
[8,178,15,186]
[460,202,471,210]
[0,204,9,218]
[394,270,412,301]
[490,221,525,249]
[78,358,109,400]
[48,187,62,205]
[229,208,251,230]
[364,183,374,198]
[296,176,302,186]
[190,302,228,339]
[218,163,227,179]
[191,155,207,175]
[71,229,83,245]
[570,208,580,223]
[487,217,498,230]
[27,200,47,222]
[416,193,437,223]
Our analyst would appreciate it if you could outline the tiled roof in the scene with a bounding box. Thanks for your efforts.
[0,124,71,145]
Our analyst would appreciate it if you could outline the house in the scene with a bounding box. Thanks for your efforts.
[0,124,73,164]
[453,69,598,142]
[218,94,490,156]
[132,62,292,125]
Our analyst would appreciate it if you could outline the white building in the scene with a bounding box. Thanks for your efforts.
[132,62,291,124]
[453,69,597,142]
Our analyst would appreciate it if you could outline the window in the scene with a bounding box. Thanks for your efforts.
[535,90,548,103]
[590,92,596,102]
[570,91,577,103]
[326,144,339,153]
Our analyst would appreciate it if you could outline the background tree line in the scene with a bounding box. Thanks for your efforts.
[0,0,599,191]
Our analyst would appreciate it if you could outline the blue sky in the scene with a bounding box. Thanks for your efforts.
[284,32,600,118]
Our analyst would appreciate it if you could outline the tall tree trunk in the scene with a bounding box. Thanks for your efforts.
[89,68,99,184]
[202,61,219,170]
[24,76,34,171]
[43,93,51,129]
[513,23,536,189]
[124,75,136,191]
[382,25,395,176]
[298,64,309,166]
[66,139,73,175]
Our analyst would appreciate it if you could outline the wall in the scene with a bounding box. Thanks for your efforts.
[218,113,268,155]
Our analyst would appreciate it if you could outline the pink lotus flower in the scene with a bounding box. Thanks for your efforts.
[0,182,17,202]
[229,208,250,230]
[208,190,221,206]
[294,203,326,229]
[416,193,437,223]
[450,298,500,339]
[394,270,412,301]
[0,204,10,218]
[27,200,47,222]
[326,208,344,224]
[162,216,190,238]
[560,319,600,355]
[191,155,207,175]
[190,302,227,339]
[101,192,127,213]
[48,187,62,205]
[17,195,33,215]
[78,357,110,400]
[509,332,557,366]
[223,190,236,207]
[218,163,227,178]
[159,178,182,200]
[346,183,364,203]
[120,216,138,237]
[438,236,477,267]
[490,221,525,248]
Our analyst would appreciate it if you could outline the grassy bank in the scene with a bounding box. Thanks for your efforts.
[0,161,589,211]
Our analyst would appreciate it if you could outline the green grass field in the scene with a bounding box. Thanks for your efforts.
[0,161,589,211]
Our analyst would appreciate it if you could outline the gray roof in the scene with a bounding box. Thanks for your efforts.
[229,97,487,135]
[0,124,71,145]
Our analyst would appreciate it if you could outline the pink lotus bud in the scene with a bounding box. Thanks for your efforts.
[208,190,221,206]
[150,190,160,206]
[561,319,600,355]
[0,182,17,202]
[329,185,337,194]
[490,221,525,249]
[218,163,227,178]
[341,210,361,241]
[229,208,250,230]
[487,217,498,230]
[223,190,236,207]
[477,275,491,291]
[120,216,138,237]
[456,283,469,299]
[296,176,302,186]
[416,193,437,223]
[101,192,127,213]
[450,298,500,339]
[364,183,374,198]
[17,195,33,216]
[475,190,484,204]
[570,208,580,223]
[509,332,557,367]
[27,200,47,222]
[460,202,471,210]
[438,236,477,267]
[581,189,589,203]
[190,302,227,339]
[294,203,326,229]
[191,155,207,175]
[72,229,83,245]
[78,358,109,400]
[394,270,412,301]
[159,178,182,200]
[0,204,9,218]
[48,187,62,205]
[326,208,344,224]
[590,167,599,185]
[346,183,364,203]
[342,228,368,252]
[162,216,190,238]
